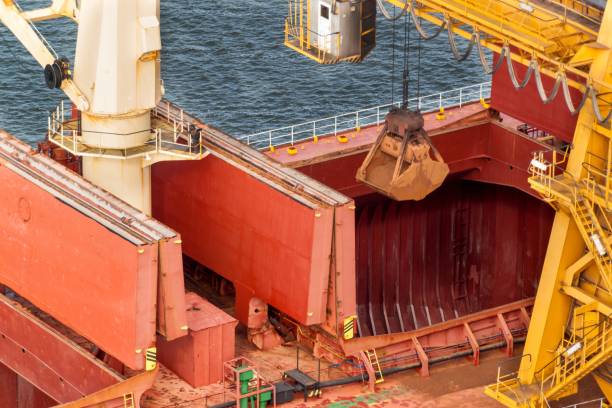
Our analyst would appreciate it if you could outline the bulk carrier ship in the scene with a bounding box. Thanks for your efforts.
[0,0,610,407]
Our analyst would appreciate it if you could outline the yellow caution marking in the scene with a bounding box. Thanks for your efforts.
[145,347,157,371]
[343,315,357,340]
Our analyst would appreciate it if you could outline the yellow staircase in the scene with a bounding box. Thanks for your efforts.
[485,151,612,407]
[572,197,612,290]
[537,318,612,403]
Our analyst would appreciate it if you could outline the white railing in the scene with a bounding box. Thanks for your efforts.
[239,81,492,150]
[47,101,205,159]
[560,398,607,408]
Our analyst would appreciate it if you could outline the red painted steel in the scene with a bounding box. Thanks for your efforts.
[0,133,181,369]
[152,154,340,327]
[354,180,553,336]
[17,377,57,408]
[0,362,18,408]
[343,299,534,370]
[297,121,546,200]
[157,292,238,387]
[0,293,122,403]
[491,54,581,142]
[0,163,158,369]
[158,238,189,341]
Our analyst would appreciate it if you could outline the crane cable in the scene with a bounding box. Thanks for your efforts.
[391,5,396,105]
[13,0,59,59]
[401,8,410,109]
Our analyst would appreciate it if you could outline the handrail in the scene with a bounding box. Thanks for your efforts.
[536,314,612,400]
[560,397,607,408]
[547,0,605,24]
[47,101,205,159]
[239,81,492,150]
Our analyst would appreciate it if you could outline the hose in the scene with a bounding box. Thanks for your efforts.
[447,21,476,61]
[590,88,612,123]
[477,35,505,75]
[376,0,408,21]
[408,0,446,40]
[505,50,534,89]
[532,61,562,104]
[561,74,590,115]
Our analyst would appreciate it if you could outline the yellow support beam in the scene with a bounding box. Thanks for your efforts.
[380,0,611,93]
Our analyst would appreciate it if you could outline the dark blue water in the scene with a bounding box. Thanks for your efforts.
[0,0,487,144]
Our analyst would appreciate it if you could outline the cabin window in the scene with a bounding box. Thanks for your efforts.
[321,5,329,19]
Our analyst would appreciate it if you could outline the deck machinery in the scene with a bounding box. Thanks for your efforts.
[284,0,612,406]
[0,0,610,407]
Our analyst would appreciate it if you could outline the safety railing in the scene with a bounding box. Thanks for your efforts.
[47,101,205,160]
[582,151,612,210]
[528,147,575,202]
[548,0,604,24]
[537,315,612,403]
[239,81,492,150]
[560,397,608,408]
[485,354,534,406]
[284,17,342,63]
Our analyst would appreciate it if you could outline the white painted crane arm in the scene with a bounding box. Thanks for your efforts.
[0,0,88,110]
[20,0,79,22]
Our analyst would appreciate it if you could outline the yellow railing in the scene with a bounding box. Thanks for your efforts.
[284,16,342,64]
[529,148,612,293]
[484,354,534,406]
[537,316,612,402]
[548,0,605,23]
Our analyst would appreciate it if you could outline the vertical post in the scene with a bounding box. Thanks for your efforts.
[334,116,337,136]
[313,121,316,138]
[306,0,311,48]
[377,106,380,125]
[439,93,443,110]
[299,0,304,46]
[459,88,463,108]
[291,126,294,145]
[480,83,483,101]
[269,130,272,148]
[418,97,422,111]
[356,111,360,131]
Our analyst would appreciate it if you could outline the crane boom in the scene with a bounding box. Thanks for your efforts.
[0,0,88,110]
[285,0,612,405]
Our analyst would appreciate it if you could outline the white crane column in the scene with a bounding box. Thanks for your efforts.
[74,0,162,214]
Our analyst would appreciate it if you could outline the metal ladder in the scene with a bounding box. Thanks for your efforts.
[364,349,384,384]
[123,392,135,408]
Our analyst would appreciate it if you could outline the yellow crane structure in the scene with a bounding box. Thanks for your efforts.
[285,0,612,406]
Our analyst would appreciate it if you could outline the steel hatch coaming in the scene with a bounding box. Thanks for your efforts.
[151,154,340,327]
[355,180,553,336]
[0,132,181,370]
[0,293,122,404]
[296,120,547,200]
[0,163,158,369]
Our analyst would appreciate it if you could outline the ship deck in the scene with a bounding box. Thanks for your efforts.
[265,102,489,167]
